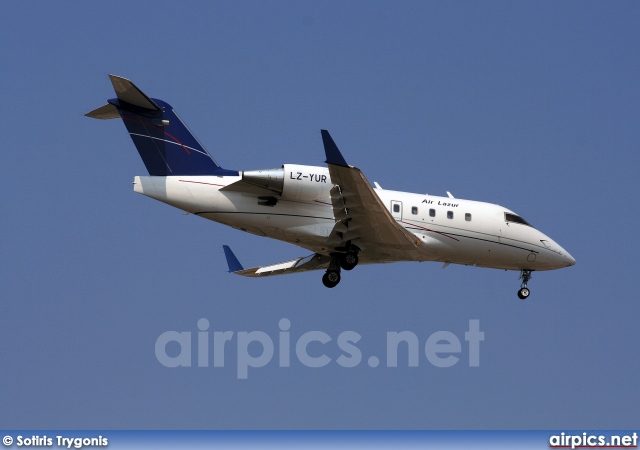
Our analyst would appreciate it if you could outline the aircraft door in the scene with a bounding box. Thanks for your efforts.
[391,201,402,220]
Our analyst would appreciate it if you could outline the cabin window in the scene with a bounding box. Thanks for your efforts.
[447,211,454,219]
[429,209,436,217]
[505,213,532,227]
[411,206,418,215]
[393,204,400,213]
[465,213,472,222]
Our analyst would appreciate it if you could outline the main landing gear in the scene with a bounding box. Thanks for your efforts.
[322,269,341,288]
[517,270,533,300]
[322,251,359,288]
[340,252,359,271]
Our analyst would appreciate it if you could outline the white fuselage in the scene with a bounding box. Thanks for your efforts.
[133,169,575,272]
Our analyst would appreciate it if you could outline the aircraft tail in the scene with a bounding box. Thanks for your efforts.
[86,75,237,176]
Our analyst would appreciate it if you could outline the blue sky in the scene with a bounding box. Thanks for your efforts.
[1,1,638,429]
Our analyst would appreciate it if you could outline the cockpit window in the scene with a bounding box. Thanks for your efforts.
[505,213,532,227]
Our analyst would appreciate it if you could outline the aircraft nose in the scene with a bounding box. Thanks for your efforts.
[554,243,575,268]
[538,235,575,269]
[564,251,576,267]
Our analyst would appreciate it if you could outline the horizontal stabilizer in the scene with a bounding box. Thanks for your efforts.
[108,74,161,111]
[85,103,120,120]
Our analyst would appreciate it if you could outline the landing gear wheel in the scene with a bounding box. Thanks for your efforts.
[322,270,341,288]
[340,253,359,271]
[517,287,530,300]
[517,270,533,300]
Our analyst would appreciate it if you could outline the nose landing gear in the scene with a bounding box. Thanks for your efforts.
[518,270,533,299]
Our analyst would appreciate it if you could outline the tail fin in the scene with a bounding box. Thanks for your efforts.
[86,75,237,176]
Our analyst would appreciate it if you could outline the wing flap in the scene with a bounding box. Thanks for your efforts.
[322,130,422,260]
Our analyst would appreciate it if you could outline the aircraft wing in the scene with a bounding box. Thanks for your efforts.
[321,130,422,261]
[223,245,331,277]
[222,131,423,279]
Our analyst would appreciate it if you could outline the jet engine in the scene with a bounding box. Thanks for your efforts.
[242,164,332,202]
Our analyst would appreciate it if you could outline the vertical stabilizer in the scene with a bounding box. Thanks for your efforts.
[86,75,237,177]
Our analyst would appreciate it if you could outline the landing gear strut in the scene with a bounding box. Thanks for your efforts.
[517,270,533,300]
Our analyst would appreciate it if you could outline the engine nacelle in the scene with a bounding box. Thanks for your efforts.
[242,164,332,202]
[282,164,332,201]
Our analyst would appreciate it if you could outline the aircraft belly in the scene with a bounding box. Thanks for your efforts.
[197,196,333,247]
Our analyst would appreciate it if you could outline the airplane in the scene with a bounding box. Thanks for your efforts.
[86,75,575,299]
